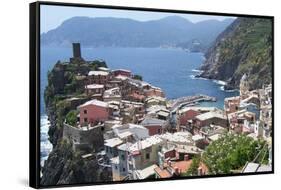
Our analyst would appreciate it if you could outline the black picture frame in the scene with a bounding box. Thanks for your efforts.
[30,1,274,189]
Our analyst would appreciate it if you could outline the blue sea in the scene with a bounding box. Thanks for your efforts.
[40,46,238,166]
[41,46,238,113]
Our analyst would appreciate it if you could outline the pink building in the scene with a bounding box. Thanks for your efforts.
[178,108,200,126]
[112,69,132,77]
[140,117,165,136]
[224,96,240,114]
[144,87,165,98]
[78,99,110,125]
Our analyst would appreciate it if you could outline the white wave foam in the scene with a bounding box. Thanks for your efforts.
[213,79,227,86]
[191,69,203,73]
[40,115,53,167]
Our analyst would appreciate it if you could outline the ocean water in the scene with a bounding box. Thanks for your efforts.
[40,46,239,165]
[40,46,238,112]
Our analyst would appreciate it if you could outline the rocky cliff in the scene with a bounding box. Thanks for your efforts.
[199,17,272,90]
[41,59,112,186]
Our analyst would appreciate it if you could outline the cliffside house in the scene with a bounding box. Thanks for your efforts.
[78,99,110,126]
[227,109,256,133]
[85,84,104,99]
[194,110,227,133]
[125,135,164,180]
[112,123,149,141]
[144,86,165,98]
[88,70,109,85]
[103,87,122,102]
[224,96,240,114]
[145,96,166,107]
[154,158,208,178]
[140,117,166,136]
[104,137,124,159]
[146,105,170,120]
[112,69,132,78]
[178,107,201,126]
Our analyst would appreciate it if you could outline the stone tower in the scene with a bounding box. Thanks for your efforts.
[70,43,84,63]
[240,73,250,99]
[72,43,81,58]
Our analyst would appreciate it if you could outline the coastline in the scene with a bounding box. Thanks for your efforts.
[40,115,53,168]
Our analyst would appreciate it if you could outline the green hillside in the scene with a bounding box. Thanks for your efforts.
[200,17,273,90]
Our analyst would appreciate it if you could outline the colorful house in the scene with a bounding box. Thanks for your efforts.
[78,99,110,125]
[88,70,109,85]
[140,117,166,136]
[112,69,132,77]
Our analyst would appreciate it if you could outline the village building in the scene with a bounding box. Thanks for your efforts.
[98,66,110,72]
[126,136,164,180]
[140,117,166,136]
[227,109,256,133]
[78,99,110,126]
[158,132,202,161]
[112,69,132,77]
[144,86,165,98]
[111,135,164,180]
[193,110,227,133]
[121,100,145,122]
[103,87,122,102]
[146,105,170,120]
[88,70,109,85]
[224,96,240,114]
[178,107,201,126]
[154,157,208,178]
[199,125,227,142]
[112,123,149,142]
[145,96,166,107]
[85,84,104,99]
[104,137,123,159]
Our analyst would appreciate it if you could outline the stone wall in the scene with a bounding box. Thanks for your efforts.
[63,123,104,152]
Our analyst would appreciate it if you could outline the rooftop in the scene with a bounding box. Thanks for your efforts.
[78,99,108,108]
[129,135,163,152]
[135,164,158,179]
[98,67,110,71]
[88,70,109,76]
[179,106,217,114]
[242,162,272,173]
[115,75,128,81]
[160,132,193,144]
[85,84,104,89]
[104,138,123,148]
[196,111,226,121]
[113,69,131,73]
[154,167,172,178]
[140,117,166,126]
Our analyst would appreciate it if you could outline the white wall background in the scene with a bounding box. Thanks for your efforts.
[0,0,279,189]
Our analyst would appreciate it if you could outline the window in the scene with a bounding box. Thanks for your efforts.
[158,128,161,134]
[123,168,126,172]
[121,154,125,160]
[146,153,150,160]
[84,109,87,114]
[84,118,88,122]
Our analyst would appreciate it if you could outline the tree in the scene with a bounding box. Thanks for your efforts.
[66,110,79,126]
[133,74,143,81]
[182,156,200,176]
[202,134,267,174]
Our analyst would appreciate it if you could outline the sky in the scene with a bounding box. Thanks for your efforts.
[40,5,235,33]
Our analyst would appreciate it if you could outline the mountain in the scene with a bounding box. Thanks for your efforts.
[41,16,234,49]
[199,17,272,90]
